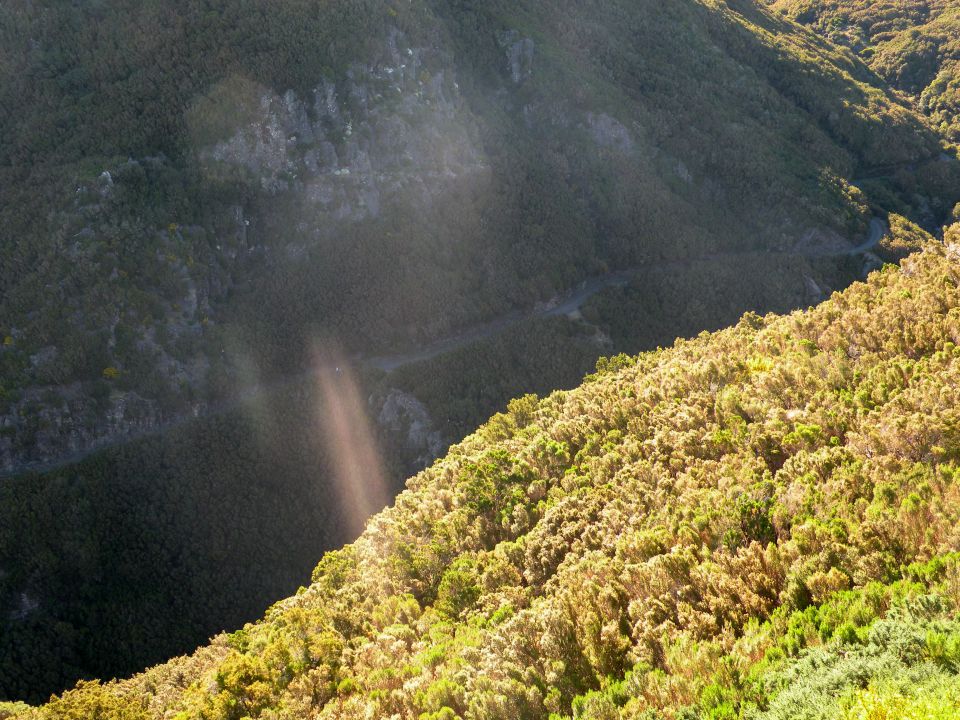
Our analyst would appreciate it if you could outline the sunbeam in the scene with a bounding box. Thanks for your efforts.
[311,345,390,538]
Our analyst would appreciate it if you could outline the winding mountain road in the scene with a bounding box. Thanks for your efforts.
[850,217,887,255]
[368,218,887,371]
[1,219,889,478]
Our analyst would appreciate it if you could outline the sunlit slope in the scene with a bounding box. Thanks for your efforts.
[16,228,960,718]
[771,0,960,142]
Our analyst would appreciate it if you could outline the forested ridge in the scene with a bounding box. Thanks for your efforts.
[772,0,960,143]
[4,0,960,709]
[2,0,957,463]
[7,228,960,718]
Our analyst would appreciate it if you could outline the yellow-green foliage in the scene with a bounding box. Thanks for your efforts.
[5,0,960,710]
[773,0,960,140]
[841,678,960,720]
[21,237,960,718]
[879,214,937,260]
[0,704,30,720]
[10,0,960,702]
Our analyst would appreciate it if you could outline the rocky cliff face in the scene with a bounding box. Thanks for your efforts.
[0,387,160,475]
[0,159,215,474]
[196,28,486,229]
[376,388,445,471]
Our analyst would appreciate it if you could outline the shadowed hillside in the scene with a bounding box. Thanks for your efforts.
[2,0,957,473]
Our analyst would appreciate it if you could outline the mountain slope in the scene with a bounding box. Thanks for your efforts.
[4,0,960,705]
[2,0,958,473]
[11,228,960,719]
[771,0,960,142]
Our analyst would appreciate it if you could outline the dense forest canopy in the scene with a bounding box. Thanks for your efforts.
[2,0,955,432]
[2,0,960,712]
[771,0,960,141]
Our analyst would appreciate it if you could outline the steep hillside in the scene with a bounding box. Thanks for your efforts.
[10,229,960,718]
[771,0,960,142]
[5,0,960,705]
[2,0,958,472]
[0,300,624,704]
